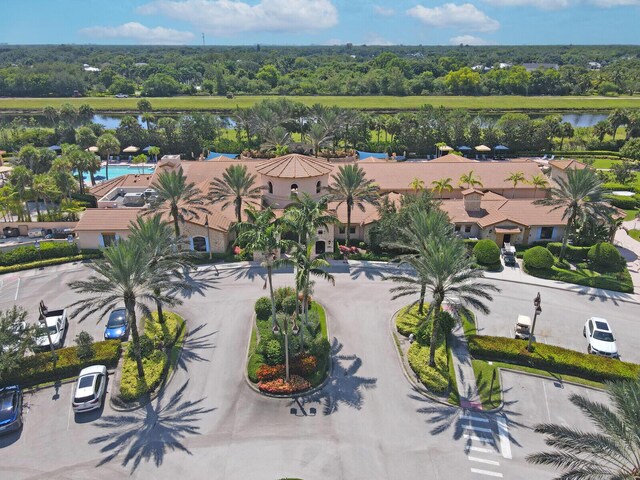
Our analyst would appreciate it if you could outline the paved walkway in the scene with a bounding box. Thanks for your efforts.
[450,324,483,410]
[616,221,640,290]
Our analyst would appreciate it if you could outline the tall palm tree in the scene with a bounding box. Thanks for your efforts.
[506,171,526,199]
[409,177,425,193]
[529,174,548,197]
[209,164,262,224]
[284,193,336,246]
[607,109,628,141]
[431,177,453,199]
[32,173,60,221]
[8,166,33,221]
[261,126,291,156]
[459,171,483,189]
[97,133,120,181]
[69,240,157,379]
[306,122,332,157]
[327,164,379,247]
[234,206,287,328]
[535,168,616,261]
[149,168,208,238]
[526,377,640,479]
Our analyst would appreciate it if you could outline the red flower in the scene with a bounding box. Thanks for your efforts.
[258,375,311,394]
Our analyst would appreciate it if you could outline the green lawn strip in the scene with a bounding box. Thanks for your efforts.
[461,309,477,337]
[311,302,328,339]
[628,229,640,242]
[447,345,460,406]
[524,264,633,293]
[3,95,640,112]
[624,209,639,221]
[471,360,502,410]
[487,360,604,389]
[592,158,622,169]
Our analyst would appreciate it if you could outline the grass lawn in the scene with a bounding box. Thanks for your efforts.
[3,95,640,112]
[592,158,622,169]
[624,209,640,221]
[628,229,640,242]
[486,360,604,389]
[471,360,502,410]
[525,263,633,293]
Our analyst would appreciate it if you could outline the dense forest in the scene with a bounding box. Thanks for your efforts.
[0,44,639,98]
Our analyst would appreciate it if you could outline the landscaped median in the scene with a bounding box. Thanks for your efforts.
[247,288,330,396]
[0,242,102,274]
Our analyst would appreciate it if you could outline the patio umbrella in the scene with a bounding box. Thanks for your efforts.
[142,146,154,153]
[122,145,139,153]
[494,145,509,151]
[475,145,491,152]
[48,145,62,152]
[439,145,453,151]
[87,146,99,153]
[457,146,472,151]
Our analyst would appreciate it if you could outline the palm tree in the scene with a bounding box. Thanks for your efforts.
[8,166,33,221]
[431,177,453,199]
[209,164,262,224]
[69,240,157,379]
[529,174,548,197]
[148,146,160,163]
[261,126,291,156]
[284,193,336,246]
[32,173,60,221]
[148,168,207,238]
[607,109,628,141]
[535,168,616,261]
[327,164,379,247]
[409,177,425,193]
[234,206,288,328]
[97,133,120,181]
[459,171,483,189]
[506,171,526,199]
[526,377,640,479]
[306,122,332,157]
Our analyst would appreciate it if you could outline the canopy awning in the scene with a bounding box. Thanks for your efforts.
[206,152,239,160]
[357,150,388,159]
[475,145,491,152]
[122,146,139,153]
[494,145,509,151]
[495,227,522,234]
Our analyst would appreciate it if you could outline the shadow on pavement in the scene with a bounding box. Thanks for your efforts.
[292,338,377,415]
[565,284,633,306]
[88,380,215,473]
[175,269,220,300]
[0,426,23,448]
[176,323,217,372]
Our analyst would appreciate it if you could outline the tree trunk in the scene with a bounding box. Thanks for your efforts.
[154,288,165,325]
[126,300,145,379]
[90,171,96,186]
[77,170,84,194]
[171,205,180,238]
[105,157,109,180]
[418,283,426,315]
[235,197,242,224]
[428,300,443,367]
[34,197,41,221]
[346,202,352,247]
[559,215,575,262]
[267,264,277,329]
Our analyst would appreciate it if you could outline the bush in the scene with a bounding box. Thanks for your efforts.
[415,311,455,346]
[274,287,295,310]
[119,350,168,401]
[0,253,101,274]
[254,297,272,321]
[468,335,640,383]
[127,335,155,359]
[407,342,450,393]
[75,331,94,360]
[396,304,425,337]
[264,339,284,365]
[606,195,638,210]
[547,242,590,262]
[248,353,265,383]
[0,340,121,388]
[523,246,555,269]
[0,242,78,267]
[588,242,623,271]
[258,375,311,394]
[282,295,297,315]
[473,239,500,265]
[256,364,286,382]
[144,311,182,346]
[309,337,331,358]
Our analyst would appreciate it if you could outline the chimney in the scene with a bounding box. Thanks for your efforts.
[462,189,484,212]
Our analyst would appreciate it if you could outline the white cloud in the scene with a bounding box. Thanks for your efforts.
[450,34,494,45]
[138,0,338,34]
[373,5,396,16]
[483,0,571,9]
[588,0,640,6]
[407,3,500,32]
[80,22,194,44]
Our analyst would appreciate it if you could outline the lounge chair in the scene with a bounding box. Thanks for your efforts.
[482,154,487,160]
[549,155,555,160]
[540,154,548,160]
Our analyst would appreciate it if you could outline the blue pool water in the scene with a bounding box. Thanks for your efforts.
[82,165,155,181]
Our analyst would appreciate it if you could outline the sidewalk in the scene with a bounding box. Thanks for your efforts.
[616,221,640,291]
[450,324,483,410]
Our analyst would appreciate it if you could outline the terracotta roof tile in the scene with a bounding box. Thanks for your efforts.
[430,154,477,163]
[74,208,142,231]
[256,154,333,178]
[88,173,154,199]
[549,159,587,171]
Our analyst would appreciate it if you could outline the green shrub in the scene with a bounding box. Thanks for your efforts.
[0,241,78,267]
[0,340,121,388]
[396,304,425,336]
[473,239,500,265]
[248,353,265,383]
[547,242,590,261]
[274,287,295,311]
[282,295,297,315]
[407,342,450,393]
[588,242,623,271]
[523,246,554,269]
[127,335,155,359]
[606,195,638,210]
[264,339,284,365]
[75,331,94,360]
[309,337,331,358]
[119,350,168,401]
[254,297,272,321]
[468,335,640,383]
[415,311,455,346]
[144,311,182,346]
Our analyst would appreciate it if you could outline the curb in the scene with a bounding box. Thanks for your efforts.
[243,304,333,399]
[389,307,458,410]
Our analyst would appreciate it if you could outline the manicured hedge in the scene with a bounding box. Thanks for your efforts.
[468,335,640,383]
[120,350,167,401]
[407,342,450,393]
[254,297,272,321]
[606,195,638,210]
[0,242,78,267]
[473,239,500,266]
[546,242,590,262]
[0,340,121,388]
[0,253,101,274]
[588,242,624,271]
[523,246,554,269]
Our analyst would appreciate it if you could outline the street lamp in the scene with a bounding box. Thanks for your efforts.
[34,239,41,262]
[204,215,212,260]
[272,313,300,382]
[527,292,542,352]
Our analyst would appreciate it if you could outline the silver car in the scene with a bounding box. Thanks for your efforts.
[72,365,107,413]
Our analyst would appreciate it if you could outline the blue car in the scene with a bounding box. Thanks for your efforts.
[104,308,129,340]
[0,385,23,435]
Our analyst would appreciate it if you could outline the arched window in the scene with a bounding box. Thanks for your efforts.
[192,236,207,252]
[291,183,298,193]
[267,181,273,194]
[316,181,321,193]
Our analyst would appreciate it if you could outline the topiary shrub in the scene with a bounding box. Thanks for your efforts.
[588,242,623,271]
[264,339,284,365]
[523,246,554,270]
[254,297,272,321]
[473,239,500,265]
[282,295,297,315]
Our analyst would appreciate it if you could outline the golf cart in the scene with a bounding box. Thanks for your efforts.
[502,243,517,267]
[514,314,532,340]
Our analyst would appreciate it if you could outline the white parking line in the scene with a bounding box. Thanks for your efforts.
[468,456,500,466]
[470,468,503,477]
[463,424,493,433]
[542,381,552,421]
[460,415,490,423]
[464,434,495,443]
[14,277,20,300]
[468,446,496,454]
[497,417,512,460]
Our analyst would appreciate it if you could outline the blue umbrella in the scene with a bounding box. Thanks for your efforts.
[494,145,509,150]
[48,145,62,151]
[457,145,472,151]
[142,145,154,153]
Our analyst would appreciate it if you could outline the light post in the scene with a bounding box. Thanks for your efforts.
[34,239,41,262]
[204,215,212,260]
[273,313,300,382]
[527,292,542,352]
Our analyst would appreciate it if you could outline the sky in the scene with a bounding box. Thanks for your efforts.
[1,0,639,46]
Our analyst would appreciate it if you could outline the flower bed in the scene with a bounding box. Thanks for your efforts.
[258,375,311,394]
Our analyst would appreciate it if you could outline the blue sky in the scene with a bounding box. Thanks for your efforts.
[1,0,639,46]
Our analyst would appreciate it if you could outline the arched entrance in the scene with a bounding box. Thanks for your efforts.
[315,240,326,255]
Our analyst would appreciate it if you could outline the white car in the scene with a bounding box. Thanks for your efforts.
[583,317,619,359]
[72,365,107,413]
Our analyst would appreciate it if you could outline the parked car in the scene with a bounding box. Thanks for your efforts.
[583,317,619,358]
[104,308,129,340]
[514,314,532,340]
[72,365,108,413]
[0,385,23,435]
[35,307,68,350]
[504,254,517,267]
[115,93,128,98]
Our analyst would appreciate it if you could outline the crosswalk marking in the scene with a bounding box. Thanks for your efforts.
[460,415,490,423]
[463,424,493,433]
[468,456,500,466]
[497,417,512,460]
[468,446,496,454]
[464,434,495,443]
[470,468,503,477]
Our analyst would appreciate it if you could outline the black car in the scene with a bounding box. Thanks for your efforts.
[0,385,23,435]
[504,254,517,267]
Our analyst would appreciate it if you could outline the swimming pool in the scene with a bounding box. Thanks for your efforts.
[82,165,155,181]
